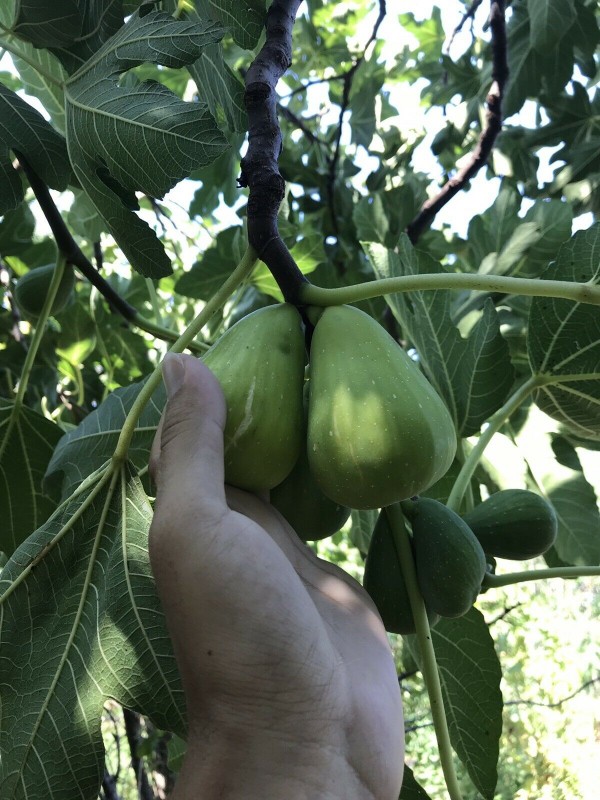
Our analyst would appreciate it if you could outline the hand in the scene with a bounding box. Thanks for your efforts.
[149,353,404,799]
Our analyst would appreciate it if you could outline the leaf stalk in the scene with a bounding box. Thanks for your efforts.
[386,504,464,800]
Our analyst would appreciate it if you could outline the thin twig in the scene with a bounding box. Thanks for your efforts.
[15,153,137,320]
[406,0,508,244]
[102,768,121,800]
[123,708,155,800]
[326,0,387,236]
[505,677,600,709]
[447,0,485,53]
[238,0,307,303]
[278,103,328,147]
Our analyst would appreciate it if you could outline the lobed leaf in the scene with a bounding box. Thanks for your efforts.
[0,463,184,800]
[366,238,515,436]
[528,224,600,439]
[64,8,229,277]
[0,400,63,556]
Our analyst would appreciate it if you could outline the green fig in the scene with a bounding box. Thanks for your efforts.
[363,510,440,635]
[409,498,487,618]
[271,384,351,541]
[307,304,456,509]
[203,304,305,492]
[14,263,75,320]
[462,489,558,560]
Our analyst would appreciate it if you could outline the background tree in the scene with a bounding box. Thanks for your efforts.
[0,0,599,798]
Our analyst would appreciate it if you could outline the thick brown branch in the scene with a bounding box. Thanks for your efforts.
[15,153,137,321]
[239,0,306,304]
[406,0,508,244]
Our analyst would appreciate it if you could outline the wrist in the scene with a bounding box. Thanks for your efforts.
[170,728,376,800]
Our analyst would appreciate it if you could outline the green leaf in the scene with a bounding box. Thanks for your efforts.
[0,202,35,256]
[196,0,266,50]
[11,0,80,47]
[408,608,503,800]
[527,0,576,52]
[0,463,185,800]
[13,0,126,74]
[399,765,433,800]
[64,9,229,278]
[0,400,63,555]
[528,224,600,439]
[252,234,325,300]
[175,226,242,300]
[348,508,377,555]
[45,380,164,500]
[0,82,71,215]
[10,44,68,132]
[187,43,246,133]
[366,239,515,436]
[515,409,600,565]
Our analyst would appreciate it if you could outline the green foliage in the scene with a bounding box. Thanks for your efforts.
[13,263,75,319]
[0,1,599,798]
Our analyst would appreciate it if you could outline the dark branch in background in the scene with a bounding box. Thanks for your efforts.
[14,155,208,353]
[123,708,154,800]
[447,0,485,53]
[101,768,121,800]
[505,677,600,710]
[326,0,387,237]
[278,102,328,148]
[406,0,508,244]
[15,153,137,321]
[487,602,522,625]
[239,0,306,304]
[403,677,600,735]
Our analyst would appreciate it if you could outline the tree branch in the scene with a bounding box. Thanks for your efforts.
[15,153,137,320]
[326,0,387,236]
[123,708,154,800]
[406,0,508,244]
[239,0,307,304]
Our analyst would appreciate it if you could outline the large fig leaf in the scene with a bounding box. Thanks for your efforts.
[514,406,600,566]
[0,399,63,556]
[366,238,515,436]
[407,608,503,800]
[0,83,70,215]
[195,0,266,49]
[0,463,184,800]
[45,379,165,501]
[528,224,600,439]
[8,0,126,74]
[63,8,229,278]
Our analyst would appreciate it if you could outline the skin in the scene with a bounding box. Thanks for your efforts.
[149,353,404,799]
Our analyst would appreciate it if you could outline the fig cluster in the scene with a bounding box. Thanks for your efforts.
[201,302,457,535]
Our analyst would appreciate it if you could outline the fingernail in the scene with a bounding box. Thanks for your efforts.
[163,353,185,398]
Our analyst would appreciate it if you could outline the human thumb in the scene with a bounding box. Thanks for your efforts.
[150,353,228,523]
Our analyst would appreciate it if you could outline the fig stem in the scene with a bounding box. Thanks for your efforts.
[299,273,600,308]
[13,255,67,413]
[111,247,258,465]
[385,503,465,800]
[446,375,541,513]
[484,566,600,588]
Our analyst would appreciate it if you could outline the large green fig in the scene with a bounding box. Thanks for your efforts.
[271,386,350,541]
[203,304,305,492]
[363,510,439,635]
[409,497,486,618]
[462,489,557,560]
[14,263,75,319]
[307,305,456,509]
